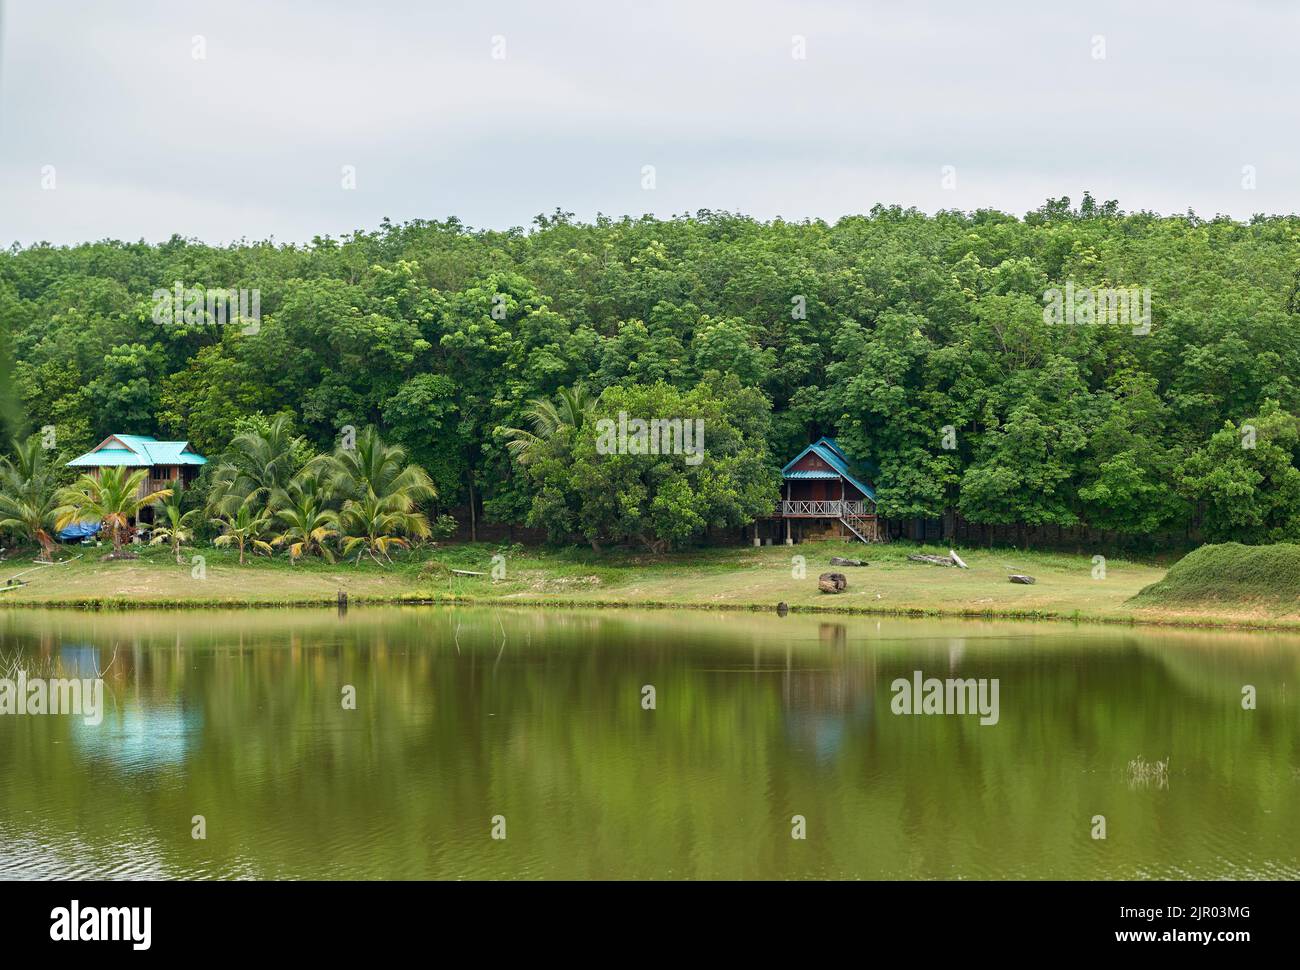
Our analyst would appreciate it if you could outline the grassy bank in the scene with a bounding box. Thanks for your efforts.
[4,538,1298,631]
[1131,542,1300,613]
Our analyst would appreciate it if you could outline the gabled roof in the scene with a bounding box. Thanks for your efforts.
[66,435,207,468]
[781,436,876,502]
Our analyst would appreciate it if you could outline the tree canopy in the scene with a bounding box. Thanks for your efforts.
[5,196,1300,547]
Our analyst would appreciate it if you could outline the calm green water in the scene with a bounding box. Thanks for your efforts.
[0,607,1296,880]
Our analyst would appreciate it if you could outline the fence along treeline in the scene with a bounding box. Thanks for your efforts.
[3,194,1300,551]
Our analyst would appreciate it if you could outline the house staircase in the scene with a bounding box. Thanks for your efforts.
[839,507,883,544]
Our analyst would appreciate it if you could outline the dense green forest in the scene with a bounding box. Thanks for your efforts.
[4,194,1300,551]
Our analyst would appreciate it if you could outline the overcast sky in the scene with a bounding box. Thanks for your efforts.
[1,0,1296,245]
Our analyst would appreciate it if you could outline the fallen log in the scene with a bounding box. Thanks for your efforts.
[1008,574,1036,585]
[451,569,487,577]
[829,556,867,567]
[908,553,955,566]
[818,572,848,594]
[949,549,969,569]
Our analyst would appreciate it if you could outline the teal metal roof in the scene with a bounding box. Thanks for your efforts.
[138,440,204,465]
[68,449,143,467]
[781,436,876,502]
[67,435,207,468]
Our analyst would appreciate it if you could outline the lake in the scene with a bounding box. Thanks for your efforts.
[0,607,1296,879]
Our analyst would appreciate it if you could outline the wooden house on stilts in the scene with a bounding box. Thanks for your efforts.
[763,436,883,544]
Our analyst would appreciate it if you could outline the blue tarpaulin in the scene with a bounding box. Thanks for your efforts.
[57,520,100,540]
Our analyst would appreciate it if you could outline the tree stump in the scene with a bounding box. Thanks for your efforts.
[818,572,848,593]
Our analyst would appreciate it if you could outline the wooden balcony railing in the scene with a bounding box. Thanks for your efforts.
[777,500,872,518]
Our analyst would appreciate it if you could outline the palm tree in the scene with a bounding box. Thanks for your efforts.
[149,484,202,564]
[0,436,62,562]
[500,382,596,467]
[211,497,273,565]
[208,414,305,517]
[338,492,429,565]
[318,427,435,566]
[56,466,169,558]
[270,470,338,563]
[319,426,436,505]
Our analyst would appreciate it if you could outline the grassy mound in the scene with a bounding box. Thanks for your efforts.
[1131,542,1300,608]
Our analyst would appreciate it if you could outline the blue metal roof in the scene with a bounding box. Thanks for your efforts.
[781,436,876,502]
[67,435,206,468]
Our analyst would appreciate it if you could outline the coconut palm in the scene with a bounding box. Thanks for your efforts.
[0,436,62,562]
[270,470,338,563]
[316,427,435,563]
[208,413,306,517]
[338,492,430,565]
[56,466,169,558]
[500,382,596,467]
[148,484,202,564]
[318,426,436,508]
[211,497,273,565]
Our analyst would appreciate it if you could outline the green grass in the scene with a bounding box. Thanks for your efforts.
[1131,542,1300,610]
[2,537,1297,630]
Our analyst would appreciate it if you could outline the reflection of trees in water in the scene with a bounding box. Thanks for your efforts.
[1,610,1299,878]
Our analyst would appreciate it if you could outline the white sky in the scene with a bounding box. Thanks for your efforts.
[1,0,1297,245]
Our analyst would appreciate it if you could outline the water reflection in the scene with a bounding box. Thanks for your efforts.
[0,607,1296,880]
[781,623,873,764]
[73,706,202,772]
[58,644,100,677]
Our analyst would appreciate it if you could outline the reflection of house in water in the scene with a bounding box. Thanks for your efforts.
[60,638,203,771]
[58,644,101,677]
[781,623,875,764]
[73,706,201,771]
[947,638,966,670]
